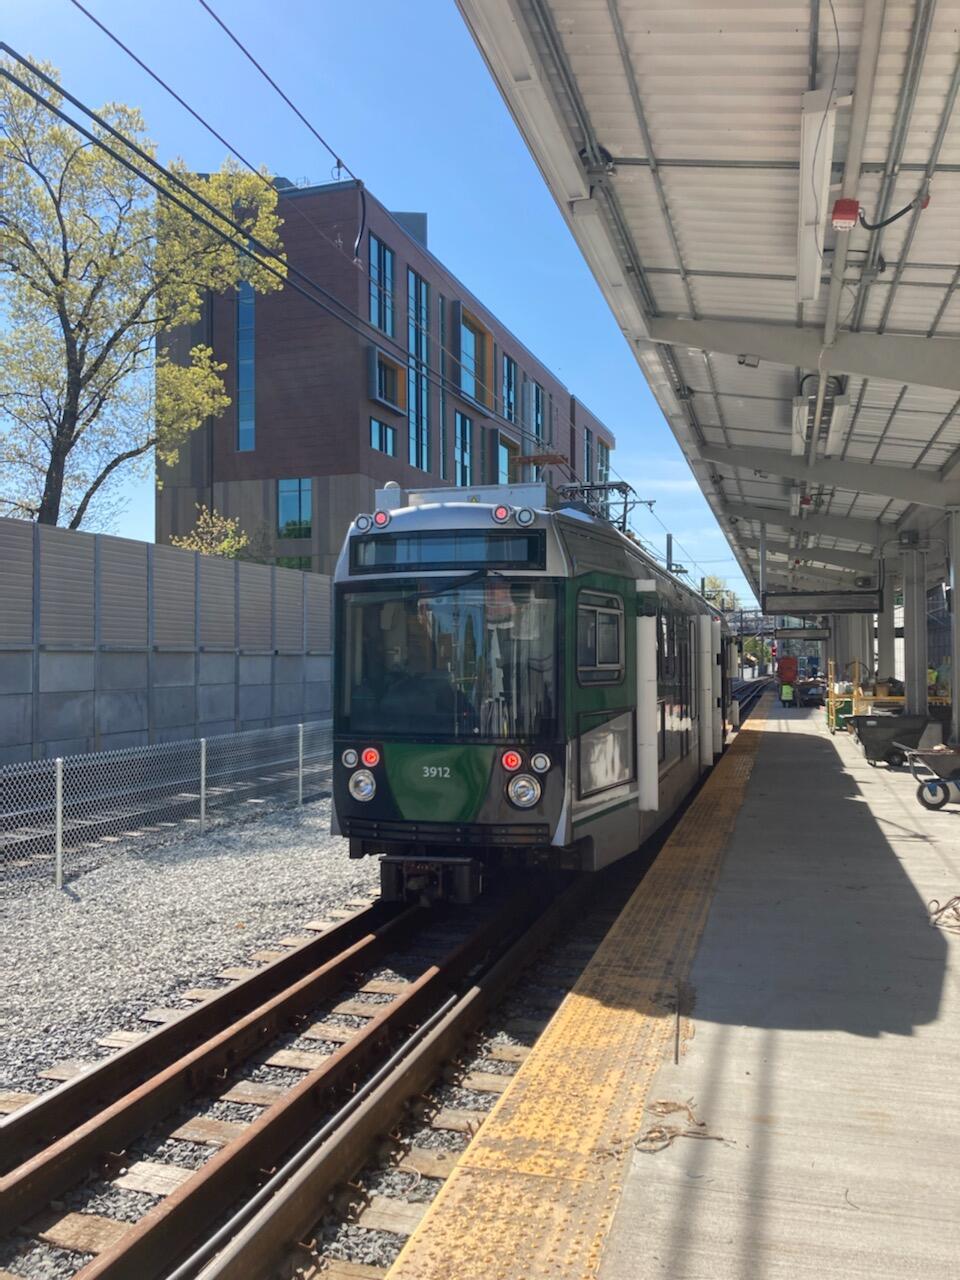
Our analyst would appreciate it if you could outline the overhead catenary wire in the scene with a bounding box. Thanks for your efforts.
[65,0,369,277]
[0,46,581,482]
[59,2,666,524]
[193,0,370,258]
[65,0,593,428]
[1,45,714,588]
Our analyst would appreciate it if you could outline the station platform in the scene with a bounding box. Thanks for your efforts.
[387,699,960,1280]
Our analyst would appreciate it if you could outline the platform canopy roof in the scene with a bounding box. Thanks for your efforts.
[457,0,960,598]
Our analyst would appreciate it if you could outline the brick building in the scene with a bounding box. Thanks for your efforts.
[157,180,616,574]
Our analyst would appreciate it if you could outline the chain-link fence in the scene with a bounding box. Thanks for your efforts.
[0,720,332,893]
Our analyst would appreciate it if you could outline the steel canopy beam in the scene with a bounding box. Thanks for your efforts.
[648,316,960,392]
[735,537,878,573]
[742,554,859,584]
[718,501,884,547]
[700,443,959,507]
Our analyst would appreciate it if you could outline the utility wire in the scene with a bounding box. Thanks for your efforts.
[3,42,703,575]
[0,46,580,479]
[193,0,368,258]
[195,0,360,182]
[61,2,658,512]
[66,0,368,276]
[67,0,557,417]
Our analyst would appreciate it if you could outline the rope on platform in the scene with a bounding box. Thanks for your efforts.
[927,895,960,934]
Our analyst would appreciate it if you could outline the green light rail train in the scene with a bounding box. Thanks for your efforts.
[332,482,734,903]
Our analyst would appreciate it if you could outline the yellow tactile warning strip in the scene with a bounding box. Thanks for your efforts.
[387,697,770,1280]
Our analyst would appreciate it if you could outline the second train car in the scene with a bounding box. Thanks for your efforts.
[332,481,733,902]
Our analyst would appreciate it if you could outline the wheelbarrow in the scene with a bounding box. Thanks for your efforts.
[847,713,929,767]
[900,744,960,811]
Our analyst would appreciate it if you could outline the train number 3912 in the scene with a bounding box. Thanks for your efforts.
[422,766,451,779]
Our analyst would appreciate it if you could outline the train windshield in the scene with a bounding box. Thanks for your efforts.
[339,579,558,740]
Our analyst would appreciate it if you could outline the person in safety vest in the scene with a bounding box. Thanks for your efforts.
[780,682,795,707]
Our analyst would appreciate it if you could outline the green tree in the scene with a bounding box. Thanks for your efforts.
[743,635,772,665]
[169,504,250,558]
[0,57,285,528]
[702,574,740,611]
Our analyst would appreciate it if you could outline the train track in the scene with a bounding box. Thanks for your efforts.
[732,677,773,719]
[0,876,583,1279]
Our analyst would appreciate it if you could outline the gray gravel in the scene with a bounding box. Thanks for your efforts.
[0,1240,92,1280]
[65,1179,159,1223]
[0,799,377,1093]
[403,1121,469,1152]
[129,1134,212,1170]
[319,1220,407,1269]
[365,1166,444,1204]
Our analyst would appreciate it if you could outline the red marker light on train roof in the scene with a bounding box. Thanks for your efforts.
[501,749,522,772]
[492,505,511,523]
[373,510,390,527]
[361,747,381,767]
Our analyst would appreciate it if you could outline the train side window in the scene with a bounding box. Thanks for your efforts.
[577,591,624,684]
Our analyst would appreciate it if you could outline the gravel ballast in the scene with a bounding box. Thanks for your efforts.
[0,798,376,1094]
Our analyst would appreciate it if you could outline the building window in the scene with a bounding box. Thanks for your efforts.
[438,294,447,481]
[598,439,610,485]
[501,354,517,422]
[460,313,487,403]
[369,233,395,336]
[498,435,519,485]
[276,555,311,570]
[530,380,545,478]
[277,478,312,539]
[407,269,430,471]
[584,427,594,482]
[371,349,405,412]
[454,411,473,486]
[370,417,397,457]
[532,382,545,445]
[236,280,255,451]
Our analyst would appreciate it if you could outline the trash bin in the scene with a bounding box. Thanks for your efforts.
[848,713,930,766]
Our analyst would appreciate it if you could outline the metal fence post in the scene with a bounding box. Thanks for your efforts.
[200,738,207,834]
[54,757,63,890]
[298,723,304,806]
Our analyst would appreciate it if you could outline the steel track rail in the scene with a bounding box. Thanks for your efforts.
[0,904,425,1226]
[65,883,551,1280]
[189,875,591,1280]
[0,901,395,1171]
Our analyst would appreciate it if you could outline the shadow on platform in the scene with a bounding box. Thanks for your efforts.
[683,712,947,1038]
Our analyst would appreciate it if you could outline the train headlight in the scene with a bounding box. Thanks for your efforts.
[507,774,541,808]
[492,504,511,523]
[373,510,391,528]
[515,507,535,526]
[341,748,359,768]
[354,514,373,532]
[348,769,376,801]
[530,752,551,774]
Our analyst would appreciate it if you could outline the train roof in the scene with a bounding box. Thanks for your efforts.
[342,481,725,622]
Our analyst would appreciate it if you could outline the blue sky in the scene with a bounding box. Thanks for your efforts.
[6,0,752,602]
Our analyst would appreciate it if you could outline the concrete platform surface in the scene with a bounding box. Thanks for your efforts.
[600,705,960,1280]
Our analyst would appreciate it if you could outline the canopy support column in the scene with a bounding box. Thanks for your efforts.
[877,570,897,679]
[949,511,960,744]
[902,547,928,717]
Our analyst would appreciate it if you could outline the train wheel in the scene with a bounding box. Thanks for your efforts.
[917,780,950,810]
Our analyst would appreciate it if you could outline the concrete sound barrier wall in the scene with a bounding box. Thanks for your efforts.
[0,517,332,763]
